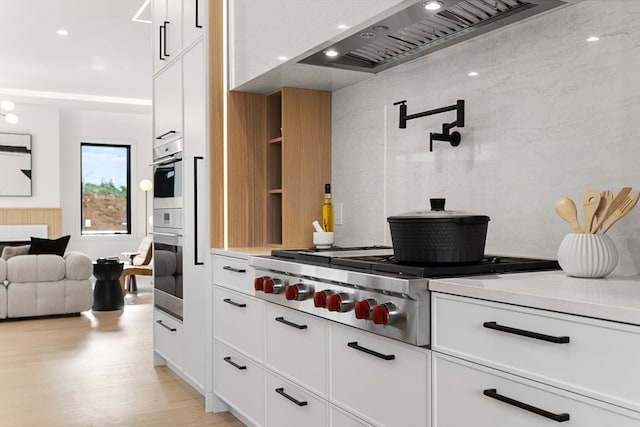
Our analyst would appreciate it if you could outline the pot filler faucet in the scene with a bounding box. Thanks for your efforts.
[393,99,465,152]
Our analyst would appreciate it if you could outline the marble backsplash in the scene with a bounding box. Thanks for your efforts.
[331,0,640,275]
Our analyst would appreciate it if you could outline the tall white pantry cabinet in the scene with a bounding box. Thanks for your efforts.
[151,0,209,394]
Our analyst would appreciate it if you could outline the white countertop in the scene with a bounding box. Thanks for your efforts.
[429,271,640,326]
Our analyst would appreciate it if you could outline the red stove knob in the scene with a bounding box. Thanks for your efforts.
[263,278,285,294]
[285,283,314,301]
[327,293,355,313]
[254,276,267,292]
[313,290,335,308]
[372,303,401,325]
[354,299,377,320]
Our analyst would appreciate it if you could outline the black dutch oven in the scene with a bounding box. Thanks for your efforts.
[387,198,490,264]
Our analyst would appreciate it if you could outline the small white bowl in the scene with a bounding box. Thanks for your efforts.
[557,233,618,278]
[313,232,334,249]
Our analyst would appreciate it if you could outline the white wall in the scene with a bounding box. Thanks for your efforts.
[0,104,61,207]
[60,109,152,260]
[332,0,640,275]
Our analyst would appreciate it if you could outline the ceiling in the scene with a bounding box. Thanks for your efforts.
[0,0,152,112]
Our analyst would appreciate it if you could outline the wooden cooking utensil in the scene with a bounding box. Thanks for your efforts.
[601,191,640,233]
[591,190,613,233]
[555,197,584,233]
[582,190,601,234]
[593,187,632,233]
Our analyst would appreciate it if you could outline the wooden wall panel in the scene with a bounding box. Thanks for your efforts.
[227,91,267,247]
[0,208,63,238]
[209,0,224,248]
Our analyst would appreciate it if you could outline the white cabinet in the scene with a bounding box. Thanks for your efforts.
[265,304,328,397]
[432,292,640,413]
[183,0,206,48]
[266,371,328,427]
[153,61,183,144]
[214,341,265,427]
[432,352,640,427]
[212,254,255,294]
[154,308,184,369]
[330,323,430,427]
[213,286,265,361]
[152,0,183,74]
[330,406,374,427]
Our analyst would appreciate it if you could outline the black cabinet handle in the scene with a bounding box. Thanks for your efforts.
[347,341,395,361]
[193,156,204,265]
[483,321,570,344]
[156,320,176,332]
[156,130,176,140]
[223,356,247,370]
[275,316,307,330]
[222,265,246,273]
[275,388,308,407]
[195,0,203,28]
[163,21,170,57]
[483,388,570,422]
[159,25,165,60]
[223,298,246,308]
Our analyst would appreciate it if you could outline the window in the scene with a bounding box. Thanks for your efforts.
[81,143,131,235]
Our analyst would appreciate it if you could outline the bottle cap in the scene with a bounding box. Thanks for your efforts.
[325,183,331,194]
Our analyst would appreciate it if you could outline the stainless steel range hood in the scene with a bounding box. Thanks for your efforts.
[299,0,570,73]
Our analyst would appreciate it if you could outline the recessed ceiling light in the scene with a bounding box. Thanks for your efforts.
[468,71,479,77]
[57,29,68,36]
[360,31,376,39]
[423,1,443,11]
[372,25,389,32]
[587,36,600,42]
[324,49,340,58]
[0,100,15,111]
[337,24,349,30]
[277,56,288,61]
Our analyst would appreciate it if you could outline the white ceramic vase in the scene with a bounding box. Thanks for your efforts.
[557,233,618,278]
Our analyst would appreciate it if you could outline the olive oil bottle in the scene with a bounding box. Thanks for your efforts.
[322,183,334,232]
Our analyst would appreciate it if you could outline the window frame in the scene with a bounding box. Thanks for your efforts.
[80,142,132,236]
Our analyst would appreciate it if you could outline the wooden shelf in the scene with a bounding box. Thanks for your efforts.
[268,189,283,194]
[268,137,282,143]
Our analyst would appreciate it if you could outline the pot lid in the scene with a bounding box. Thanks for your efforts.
[387,209,490,222]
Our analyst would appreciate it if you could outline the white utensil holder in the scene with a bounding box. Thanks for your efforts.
[557,233,618,278]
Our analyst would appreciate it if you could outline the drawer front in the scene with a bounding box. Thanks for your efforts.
[432,292,640,412]
[330,406,373,427]
[212,254,255,294]
[330,324,429,427]
[213,286,265,361]
[154,308,184,368]
[266,304,329,396]
[433,353,640,427]
[214,341,265,427]
[266,371,328,427]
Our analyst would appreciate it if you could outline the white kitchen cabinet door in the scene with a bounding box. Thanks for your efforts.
[180,38,208,393]
[214,341,265,427]
[265,304,329,397]
[432,352,640,427]
[330,324,429,427]
[266,371,327,427]
[154,308,184,370]
[153,60,183,144]
[213,286,265,361]
[165,0,183,61]
[432,292,640,412]
[183,0,206,48]
[212,254,255,294]
[152,0,168,73]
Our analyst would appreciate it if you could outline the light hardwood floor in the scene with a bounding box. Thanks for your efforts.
[0,279,244,427]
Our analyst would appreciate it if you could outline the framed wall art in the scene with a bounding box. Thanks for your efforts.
[0,133,32,196]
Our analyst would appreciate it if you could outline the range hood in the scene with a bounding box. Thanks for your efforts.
[299,0,571,73]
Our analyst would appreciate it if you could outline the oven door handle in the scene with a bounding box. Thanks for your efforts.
[150,155,182,167]
[194,156,204,265]
[149,231,183,238]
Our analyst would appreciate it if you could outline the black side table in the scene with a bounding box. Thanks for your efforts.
[92,259,124,311]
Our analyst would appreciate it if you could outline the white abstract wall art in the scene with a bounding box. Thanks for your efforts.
[0,133,32,196]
